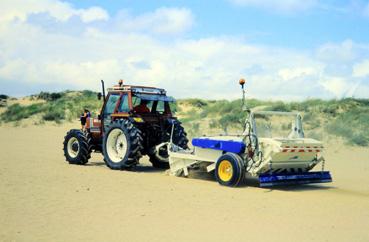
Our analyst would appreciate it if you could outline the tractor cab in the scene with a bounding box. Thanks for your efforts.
[100,83,175,131]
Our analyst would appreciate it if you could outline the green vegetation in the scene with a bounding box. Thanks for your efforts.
[183,98,208,108]
[0,90,102,123]
[0,90,368,146]
[0,94,8,107]
[33,91,64,101]
[179,98,369,146]
[43,108,65,123]
[0,94,9,100]
[1,103,46,122]
[326,106,369,146]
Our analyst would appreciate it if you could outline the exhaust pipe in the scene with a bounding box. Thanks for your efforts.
[101,80,106,101]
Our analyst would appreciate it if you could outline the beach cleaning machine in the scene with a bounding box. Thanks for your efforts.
[166,79,332,187]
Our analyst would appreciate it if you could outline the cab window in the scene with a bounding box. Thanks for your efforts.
[104,94,120,117]
[132,96,153,112]
[132,96,141,107]
[156,101,165,114]
[118,94,130,112]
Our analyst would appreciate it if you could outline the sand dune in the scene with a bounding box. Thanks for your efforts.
[1,124,368,242]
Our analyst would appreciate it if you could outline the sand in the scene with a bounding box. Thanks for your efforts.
[1,124,369,242]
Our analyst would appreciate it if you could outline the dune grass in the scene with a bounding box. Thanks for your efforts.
[179,98,369,146]
[0,90,102,123]
[1,103,46,122]
[0,91,368,146]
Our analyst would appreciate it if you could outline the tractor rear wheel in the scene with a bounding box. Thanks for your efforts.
[149,124,188,169]
[63,129,91,165]
[103,119,143,170]
[215,153,245,187]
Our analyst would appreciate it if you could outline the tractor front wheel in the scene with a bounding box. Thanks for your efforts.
[63,129,91,165]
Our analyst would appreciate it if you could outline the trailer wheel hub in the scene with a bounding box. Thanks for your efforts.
[218,160,233,182]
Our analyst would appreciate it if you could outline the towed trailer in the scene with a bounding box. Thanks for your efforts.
[167,80,332,187]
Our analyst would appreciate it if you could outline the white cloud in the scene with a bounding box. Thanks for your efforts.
[319,77,348,98]
[0,0,109,23]
[0,0,368,100]
[113,7,194,35]
[229,0,318,13]
[316,40,357,63]
[149,7,194,34]
[278,67,318,81]
[78,7,109,23]
[353,60,369,77]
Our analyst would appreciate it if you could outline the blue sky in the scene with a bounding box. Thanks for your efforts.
[0,0,369,99]
[68,0,369,48]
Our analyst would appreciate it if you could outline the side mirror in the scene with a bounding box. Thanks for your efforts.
[97,92,102,100]
[97,114,102,120]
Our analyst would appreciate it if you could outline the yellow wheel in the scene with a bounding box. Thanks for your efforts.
[218,160,233,182]
[215,153,245,187]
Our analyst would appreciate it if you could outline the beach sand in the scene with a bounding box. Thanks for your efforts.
[1,124,368,242]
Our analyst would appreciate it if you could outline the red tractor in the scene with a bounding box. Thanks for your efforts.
[63,80,188,169]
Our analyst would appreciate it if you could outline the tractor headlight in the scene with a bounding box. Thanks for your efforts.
[133,117,144,123]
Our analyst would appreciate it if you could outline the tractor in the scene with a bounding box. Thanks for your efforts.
[63,80,188,170]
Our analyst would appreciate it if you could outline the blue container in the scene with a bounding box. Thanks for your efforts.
[192,138,246,153]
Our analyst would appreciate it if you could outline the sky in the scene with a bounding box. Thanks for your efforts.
[0,0,369,100]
